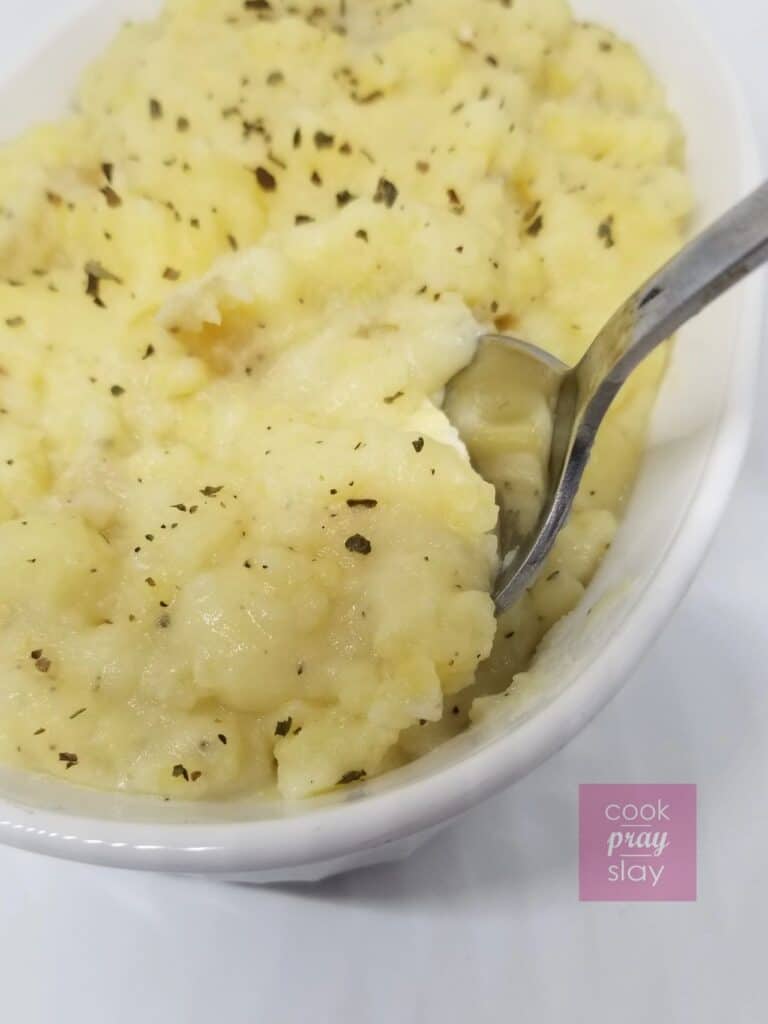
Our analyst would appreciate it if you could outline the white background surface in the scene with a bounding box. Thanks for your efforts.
[1,2,766,1021]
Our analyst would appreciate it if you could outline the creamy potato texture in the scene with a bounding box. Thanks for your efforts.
[0,0,691,798]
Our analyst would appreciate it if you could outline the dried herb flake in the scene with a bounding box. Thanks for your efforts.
[314,130,335,149]
[255,166,277,191]
[101,186,122,208]
[373,177,398,208]
[345,534,372,555]
[85,260,121,307]
[447,188,464,213]
[597,215,615,248]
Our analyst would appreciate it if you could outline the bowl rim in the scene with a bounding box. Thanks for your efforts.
[0,0,763,874]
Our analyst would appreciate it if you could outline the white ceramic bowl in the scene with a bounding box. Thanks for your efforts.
[0,0,762,882]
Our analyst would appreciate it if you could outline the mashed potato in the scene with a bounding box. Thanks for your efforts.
[0,0,691,799]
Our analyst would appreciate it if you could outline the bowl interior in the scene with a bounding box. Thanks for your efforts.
[0,0,760,861]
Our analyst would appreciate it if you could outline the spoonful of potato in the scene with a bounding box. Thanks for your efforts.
[447,180,768,615]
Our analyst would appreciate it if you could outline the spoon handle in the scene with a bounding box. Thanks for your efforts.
[578,180,768,417]
[493,181,768,613]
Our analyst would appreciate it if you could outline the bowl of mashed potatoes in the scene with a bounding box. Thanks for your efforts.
[0,0,760,881]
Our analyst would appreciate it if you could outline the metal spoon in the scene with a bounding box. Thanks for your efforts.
[451,180,768,615]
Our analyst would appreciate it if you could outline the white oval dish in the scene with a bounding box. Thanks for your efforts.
[0,0,762,882]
